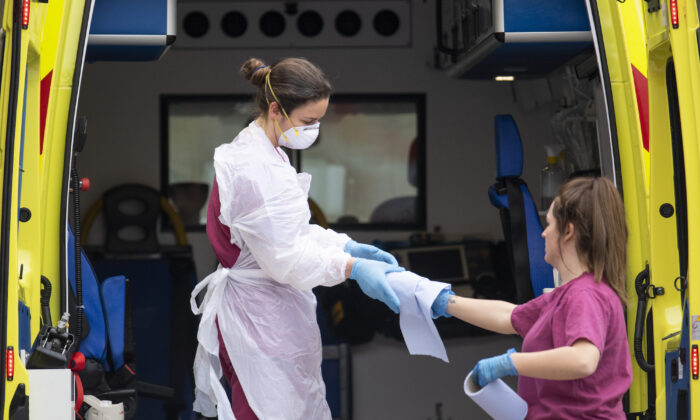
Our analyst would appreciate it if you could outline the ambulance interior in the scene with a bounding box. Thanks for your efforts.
[73,1,612,418]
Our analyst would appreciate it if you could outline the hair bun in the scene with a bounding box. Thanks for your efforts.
[241,58,270,87]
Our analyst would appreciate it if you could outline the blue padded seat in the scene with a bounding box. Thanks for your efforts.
[68,225,127,370]
[101,276,128,370]
[488,115,553,301]
[84,184,196,420]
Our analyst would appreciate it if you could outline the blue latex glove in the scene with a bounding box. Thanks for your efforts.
[349,258,404,313]
[431,289,455,319]
[344,240,398,266]
[471,348,518,387]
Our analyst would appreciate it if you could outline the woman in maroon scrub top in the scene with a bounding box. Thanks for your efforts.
[432,176,632,419]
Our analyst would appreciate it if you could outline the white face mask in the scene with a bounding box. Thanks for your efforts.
[277,122,320,150]
[264,72,322,150]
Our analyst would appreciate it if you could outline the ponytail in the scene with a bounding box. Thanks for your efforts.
[552,177,628,306]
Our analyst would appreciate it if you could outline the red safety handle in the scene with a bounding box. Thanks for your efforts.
[70,352,86,415]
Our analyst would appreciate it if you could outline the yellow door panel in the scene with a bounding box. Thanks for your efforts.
[590,0,651,413]
[664,0,700,416]
[1,0,90,415]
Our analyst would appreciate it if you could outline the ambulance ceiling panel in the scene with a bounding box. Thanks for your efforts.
[439,0,593,79]
[87,0,176,61]
[176,1,411,49]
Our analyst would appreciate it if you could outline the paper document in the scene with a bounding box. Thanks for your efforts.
[386,271,450,362]
[464,370,527,419]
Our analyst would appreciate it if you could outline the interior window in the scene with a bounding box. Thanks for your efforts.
[162,96,252,228]
[298,95,425,229]
[162,94,425,230]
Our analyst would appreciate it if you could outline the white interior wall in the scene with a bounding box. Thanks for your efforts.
[78,1,558,249]
[76,1,560,417]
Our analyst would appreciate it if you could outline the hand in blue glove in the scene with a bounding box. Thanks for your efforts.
[349,258,404,313]
[431,289,455,319]
[344,240,398,266]
[471,348,518,387]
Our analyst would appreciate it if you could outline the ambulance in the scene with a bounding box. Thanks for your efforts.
[1,0,699,419]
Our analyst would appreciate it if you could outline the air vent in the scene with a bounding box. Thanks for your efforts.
[259,10,286,37]
[183,11,209,38]
[336,10,362,37]
[373,10,400,37]
[298,10,324,37]
[221,11,247,38]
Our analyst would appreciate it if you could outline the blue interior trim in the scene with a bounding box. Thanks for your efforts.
[503,0,590,33]
[101,275,127,370]
[494,115,523,177]
[90,0,167,35]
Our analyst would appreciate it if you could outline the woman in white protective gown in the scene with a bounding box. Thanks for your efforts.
[191,57,405,420]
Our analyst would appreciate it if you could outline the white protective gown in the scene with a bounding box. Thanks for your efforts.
[191,121,352,420]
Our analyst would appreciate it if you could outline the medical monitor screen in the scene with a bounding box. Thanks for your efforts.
[406,248,466,280]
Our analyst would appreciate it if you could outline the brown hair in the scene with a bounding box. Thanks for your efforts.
[552,177,628,306]
[240,57,332,117]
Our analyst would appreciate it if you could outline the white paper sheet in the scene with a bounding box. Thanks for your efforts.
[386,271,450,362]
[464,370,528,420]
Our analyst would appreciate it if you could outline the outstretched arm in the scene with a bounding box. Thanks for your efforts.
[445,295,517,335]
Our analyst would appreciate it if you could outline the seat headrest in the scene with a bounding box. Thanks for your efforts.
[494,115,523,178]
[103,183,161,253]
